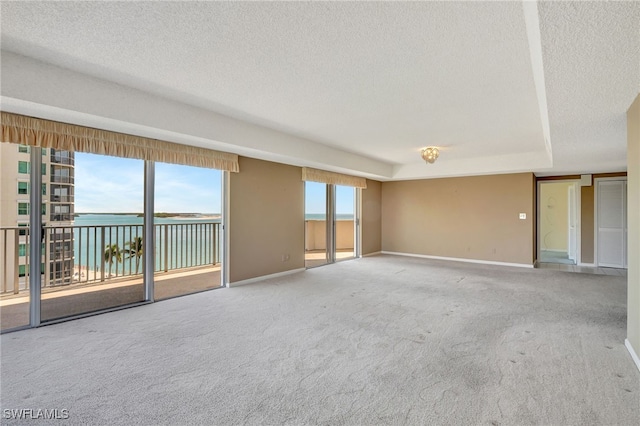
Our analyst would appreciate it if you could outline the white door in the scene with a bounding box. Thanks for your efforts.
[597,180,626,268]
[567,184,577,262]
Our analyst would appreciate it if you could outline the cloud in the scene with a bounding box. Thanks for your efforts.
[74,153,221,213]
[74,154,144,212]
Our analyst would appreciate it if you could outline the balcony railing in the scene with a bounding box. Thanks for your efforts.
[0,222,221,294]
[50,213,75,222]
[51,195,74,203]
[51,155,74,165]
[50,175,74,184]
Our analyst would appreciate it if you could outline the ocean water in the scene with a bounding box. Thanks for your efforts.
[72,214,222,274]
[74,214,221,226]
[75,213,353,225]
[304,214,354,221]
[70,213,354,275]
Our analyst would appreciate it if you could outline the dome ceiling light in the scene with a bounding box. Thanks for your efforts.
[421,147,440,164]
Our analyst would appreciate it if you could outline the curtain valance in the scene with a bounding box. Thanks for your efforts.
[302,167,367,188]
[1,112,239,172]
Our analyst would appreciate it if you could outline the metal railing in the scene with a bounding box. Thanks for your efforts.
[51,195,74,203]
[50,175,74,184]
[0,222,221,294]
[51,155,74,165]
[50,214,75,222]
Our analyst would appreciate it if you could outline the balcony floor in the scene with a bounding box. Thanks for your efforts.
[0,266,220,331]
[305,249,355,268]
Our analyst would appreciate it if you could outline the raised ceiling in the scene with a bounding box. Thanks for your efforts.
[1,1,638,180]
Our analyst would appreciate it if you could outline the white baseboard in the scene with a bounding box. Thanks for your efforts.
[625,339,640,372]
[540,249,567,253]
[362,251,381,258]
[381,251,534,269]
[227,268,305,287]
[578,262,596,267]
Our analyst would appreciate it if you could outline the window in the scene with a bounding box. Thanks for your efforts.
[41,204,46,216]
[18,161,30,174]
[18,182,29,195]
[42,164,46,175]
[18,224,28,236]
[18,265,26,277]
[18,145,29,153]
[53,205,70,214]
[42,183,47,195]
[18,203,29,215]
[17,243,44,257]
[42,148,46,156]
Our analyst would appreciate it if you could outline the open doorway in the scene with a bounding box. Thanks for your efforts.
[538,180,580,265]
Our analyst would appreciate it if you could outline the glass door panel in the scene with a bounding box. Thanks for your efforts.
[0,142,31,330]
[154,163,222,300]
[41,152,145,322]
[335,185,355,262]
[305,182,328,268]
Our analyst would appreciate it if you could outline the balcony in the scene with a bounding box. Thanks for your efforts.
[50,213,75,222]
[304,219,355,267]
[50,175,74,184]
[2,221,220,290]
[1,222,221,329]
[50,155,74,166]
[51,195,74,203]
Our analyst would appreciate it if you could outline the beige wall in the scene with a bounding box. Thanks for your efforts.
[362,179,382,255]
[229,157,304,283]
[381,173,535,265]
[539,182,572,251]
[627,94,640,363]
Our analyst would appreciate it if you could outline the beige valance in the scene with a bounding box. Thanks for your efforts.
[302,167,367,188]
[1,112,239,172]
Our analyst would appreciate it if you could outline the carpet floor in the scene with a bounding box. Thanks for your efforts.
[1,255,638,425]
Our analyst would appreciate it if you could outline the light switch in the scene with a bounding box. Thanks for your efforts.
[519,213,526,220]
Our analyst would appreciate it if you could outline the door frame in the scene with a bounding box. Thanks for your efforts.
[536,179,582,265]
[594,176,628,269]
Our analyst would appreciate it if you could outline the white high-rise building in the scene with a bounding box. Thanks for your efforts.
[0,143,75,292]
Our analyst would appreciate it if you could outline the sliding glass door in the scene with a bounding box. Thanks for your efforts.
[305,182,359,268]
[153,162,223,299]
[41,152,146,322]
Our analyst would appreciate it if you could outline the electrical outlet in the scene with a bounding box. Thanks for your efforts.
[281,254,290,262]
[519,213,526,220]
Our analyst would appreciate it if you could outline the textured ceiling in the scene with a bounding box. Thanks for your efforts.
[1,1,639,180]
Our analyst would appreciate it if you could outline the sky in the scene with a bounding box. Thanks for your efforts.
[305,181,354,215]
[75,152,354,215]
[74,153,221,213]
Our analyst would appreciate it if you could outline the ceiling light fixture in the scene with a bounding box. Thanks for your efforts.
[421,147,439,164]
